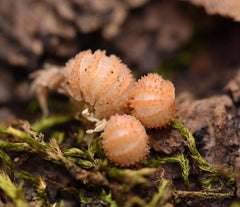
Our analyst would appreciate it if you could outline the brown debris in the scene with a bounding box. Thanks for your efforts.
[0,0,75,68]
[0,108,15,125]
[113,1,192,72]
[0,0,192,71]
[226,70,240,198]
[124,0,149,8]
[234,150,240,198]
[74,0,128,39]
[224,70,240,103]
[149,128,184,155]
[0,0,151,68]
[177,92,238,169]
[174,45,238,98]
[186,0,240,22]
[0,68,14,103]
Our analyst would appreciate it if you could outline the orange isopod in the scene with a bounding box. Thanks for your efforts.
[101,114,149,167]
[64,50,135,119]
[130,73,175,128]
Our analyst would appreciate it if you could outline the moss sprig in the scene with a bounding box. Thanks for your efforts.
[149,179,171,207]
[171,120,233,178]
[175,190,234,199]
[63,147,92,161]
[0,149,14,181]
[123,179,172,207]
[0,126,107,185]
[143,154,190,190]
[79,189,88,204]
[97,188,118,207]
[124,196,147,207]
[51,131,65,145]
[18,170,49,207]
[0,172,28,207]
[106,167,156,189]
[0,140,31,152]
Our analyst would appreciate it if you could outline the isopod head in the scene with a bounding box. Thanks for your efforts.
[101,114,149,167]
[130,73,175,128]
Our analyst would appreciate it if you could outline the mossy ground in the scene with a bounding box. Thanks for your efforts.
[0,105,238,206]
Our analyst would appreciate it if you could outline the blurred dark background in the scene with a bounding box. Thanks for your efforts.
[1,0,240,122]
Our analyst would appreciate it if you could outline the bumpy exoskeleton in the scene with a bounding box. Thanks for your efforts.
[30,50,135,120]
[101,114,149,167]
[130,73,175,128]
[64,50,135,119]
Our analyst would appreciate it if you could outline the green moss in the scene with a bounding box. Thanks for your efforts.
[32,115,74,132]
[18,171,49,206]
[144,154,190,190]
[149,179,170,207]
[171,120,233,178]
[0,149,14,181]
[97,188,118,207]
[0,117,236,206]
[0,172,28,207]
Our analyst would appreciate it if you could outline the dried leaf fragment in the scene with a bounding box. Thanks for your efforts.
[186,0,240,21]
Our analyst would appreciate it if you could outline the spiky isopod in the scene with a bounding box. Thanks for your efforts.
[64,50,135,119]
[130,73,175,128]
[101,114,149,167]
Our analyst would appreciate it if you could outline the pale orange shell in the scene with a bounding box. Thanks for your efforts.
[130,73,175,128]
[101,115,149,167]
[64,50,135,119]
